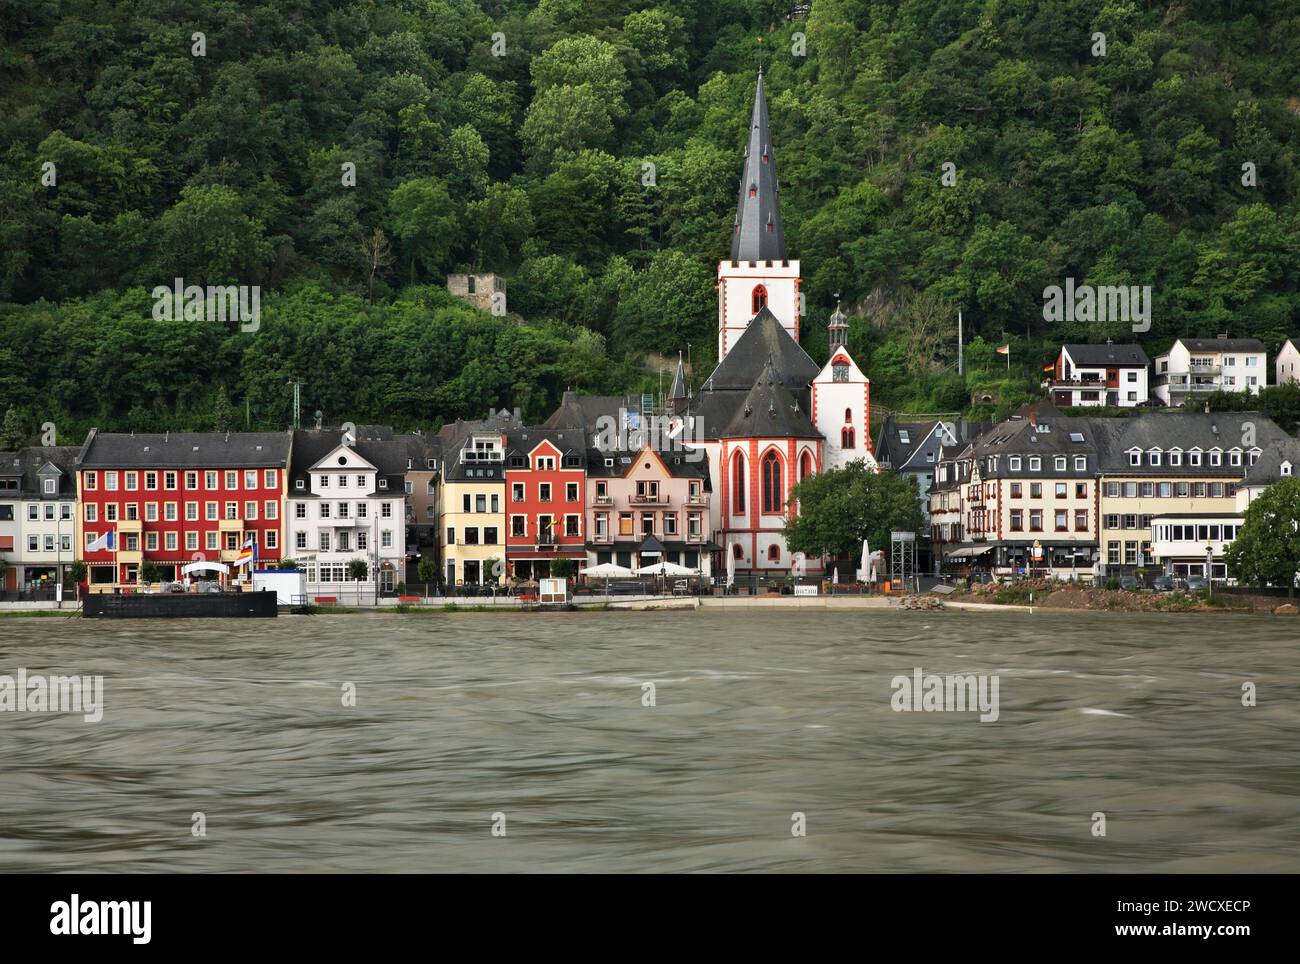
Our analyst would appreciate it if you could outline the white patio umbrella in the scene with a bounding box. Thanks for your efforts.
[832,566,839,585]
[580,562,635,595]
[581,563,635,578]
[856,538,870,582]
[633,561,697,576]
[181,561,230,576]
[726,547,735,588]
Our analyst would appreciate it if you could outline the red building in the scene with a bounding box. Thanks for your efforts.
[77,430,292,588]
[504,430,586,580]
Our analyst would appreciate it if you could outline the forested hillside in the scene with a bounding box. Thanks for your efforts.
[2,0,1300,440]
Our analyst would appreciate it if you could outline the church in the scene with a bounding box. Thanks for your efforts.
[548,70,874,577]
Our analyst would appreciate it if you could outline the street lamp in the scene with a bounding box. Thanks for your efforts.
[1205,543,1214,599]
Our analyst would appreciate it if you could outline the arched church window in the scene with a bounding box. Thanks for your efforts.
[799,451,812,481]
[844,408,852,423]
[731,451,746,515]
[761,450,783,513]
[752,285,767,314]
[842,427,856,450]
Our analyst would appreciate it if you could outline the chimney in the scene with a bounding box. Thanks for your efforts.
[513,407,521,422]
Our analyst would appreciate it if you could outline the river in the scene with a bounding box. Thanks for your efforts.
[1,609,1297,872]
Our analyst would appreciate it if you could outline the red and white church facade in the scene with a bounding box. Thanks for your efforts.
[691,70,875,575]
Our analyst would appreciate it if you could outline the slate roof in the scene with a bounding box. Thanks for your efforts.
[717,358,820,440]
[81,431,291,469]
[288,428,407,495]
[730,70,786,262]
[0,445,82,497]
[1096,411,1291,472]
[702,305,818,392]
[1062,343,1150,366]
[504,428,587,467]
[584,446,711,480]
[874,417,941,470]
[1242,437,1300,486]
[1171,337,1267,353]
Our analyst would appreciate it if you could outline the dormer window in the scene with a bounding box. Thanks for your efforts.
[1229,449,1242,467]
[1128,449,1141,467]
[1009,456,1021,471]
[1169,449,1182,466]
[1148,449,1161,466]
[1283,461,1293,477]
[1209,449,1222,467]
[1189,449,1202,467]
[1028,457,1041,471]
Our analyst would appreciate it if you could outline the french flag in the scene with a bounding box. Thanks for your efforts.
[87,530,116,552]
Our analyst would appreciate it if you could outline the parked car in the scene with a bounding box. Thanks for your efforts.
[1185,575,1209,591]
[1151,575,1175,592]
[1118,575,1141,591]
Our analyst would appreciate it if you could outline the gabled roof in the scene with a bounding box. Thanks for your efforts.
[288,428,408,492]
[730,69,785,262]
[875,417,941,470]
[703,305,818,391]
[1062,343,1150,366]
[504,428,586,467]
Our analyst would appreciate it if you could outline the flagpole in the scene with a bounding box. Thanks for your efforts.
[957,311,963,376]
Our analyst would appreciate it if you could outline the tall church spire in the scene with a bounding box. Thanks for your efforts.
[730,69,785,262]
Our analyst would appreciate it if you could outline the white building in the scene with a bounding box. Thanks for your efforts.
[1153,336,1267,406]
[1045,343,1150,407]
[0,446,80,592]
[286,430,407,600]
[1275,338,1300,386]
[811,304,875,471]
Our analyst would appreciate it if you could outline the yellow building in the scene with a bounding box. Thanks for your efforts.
[1096,412,1285,578]
[439,426,509,586]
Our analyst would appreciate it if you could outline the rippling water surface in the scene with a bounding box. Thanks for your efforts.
[1,610,1297,872]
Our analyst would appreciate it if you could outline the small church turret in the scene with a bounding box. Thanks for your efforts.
[828,297,848,351]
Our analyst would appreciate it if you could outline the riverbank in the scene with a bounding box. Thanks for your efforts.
[3,588,1294,616]
[952,580,1298,615]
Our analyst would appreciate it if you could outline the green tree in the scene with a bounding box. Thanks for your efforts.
[784,462,924,562]
[388,178,458,283]
[212,385,233,432]
[347,559,369,582]
[0,406,25,447]
[1224,477,1300,599]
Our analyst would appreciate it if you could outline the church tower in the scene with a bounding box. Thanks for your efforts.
[812,299,875,471]
[718,69,800,362]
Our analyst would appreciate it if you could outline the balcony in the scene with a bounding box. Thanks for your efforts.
[593,494,613,506]
[219,548,243,563]
[686,531,704,543]
[118,518,143,534]
[591,531,613,544]
[460,449,503,463]
[630,492,668,505]
[686,493,708,506]
[218,517,243,532]
[117,549,142,564]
